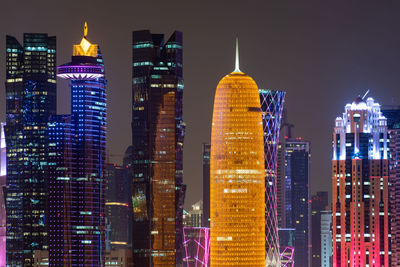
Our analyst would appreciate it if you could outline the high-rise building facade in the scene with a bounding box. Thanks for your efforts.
[381,107,400,267]
[202,143,211,228]
[105,164,132,250]
[131,30,186,266]
[311,191,329,266]
[259,89,285,265]
[5,33,56,266]
[183,200,203,228]
[48,23,107,266]
[321,210,332,267]
[0,123,6,267]
[210,42,265,266]
[284,138,311,266]
[332,97,390,266]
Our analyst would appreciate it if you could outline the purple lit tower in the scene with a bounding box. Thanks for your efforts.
[183,227,210,267]
[48,23,106,266]
[259,89,286,266]
[0,123,6,267]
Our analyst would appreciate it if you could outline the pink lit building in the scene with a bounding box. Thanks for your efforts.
[332,97,390,266]
[183,227,210,267]
[0,122,6,267]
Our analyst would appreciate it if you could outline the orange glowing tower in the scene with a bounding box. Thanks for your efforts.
[210,40,265,266]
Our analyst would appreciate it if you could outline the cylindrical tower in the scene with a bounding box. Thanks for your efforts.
[210,41,265,266]
[50,23,107,266]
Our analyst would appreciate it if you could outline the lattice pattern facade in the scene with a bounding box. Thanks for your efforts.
[183,227,210,267]
[280,247,294,267]
[259,89,286,266]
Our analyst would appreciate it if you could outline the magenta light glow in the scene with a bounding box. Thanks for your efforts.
[183,227,210,267]
[280,246,295,267]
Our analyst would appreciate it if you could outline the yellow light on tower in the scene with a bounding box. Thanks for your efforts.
[210,39,265,266]
[73,22,98,57]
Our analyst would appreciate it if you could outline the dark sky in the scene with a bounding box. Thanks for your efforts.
[1,0,400,208]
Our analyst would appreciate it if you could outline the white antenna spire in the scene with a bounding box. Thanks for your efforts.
[234,37,241,72]
[362,89,370,100]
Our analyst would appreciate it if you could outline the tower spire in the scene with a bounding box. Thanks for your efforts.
[84,22,88,38]
[234,37,241,72]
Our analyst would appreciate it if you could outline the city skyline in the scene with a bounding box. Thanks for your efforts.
[2,1,400,208]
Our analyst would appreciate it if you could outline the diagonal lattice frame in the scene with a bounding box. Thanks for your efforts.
[280,246,295,267]
[183,227,210,267]
[259,89,286,266]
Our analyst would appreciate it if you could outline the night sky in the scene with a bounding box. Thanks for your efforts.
[1,0,400,208]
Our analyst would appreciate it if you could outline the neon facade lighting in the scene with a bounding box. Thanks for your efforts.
[259,89,286,266]
[332,96,390,266]
[183,227,210,267]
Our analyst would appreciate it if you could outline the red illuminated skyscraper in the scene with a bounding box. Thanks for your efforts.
[332,97,390,266]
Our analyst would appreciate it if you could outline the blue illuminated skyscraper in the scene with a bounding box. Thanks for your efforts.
[5,33,56,266]
[48,23,107,266]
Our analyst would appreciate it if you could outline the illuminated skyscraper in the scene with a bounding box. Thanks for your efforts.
[5,33,56,266]
[131,30,186,266]
[332,97,390,266]
[210,41,265,266]
[259,89,285,265]
[381,107,400,266]
[202,143,211,228]
[0,123,6,267]
[48,23,107,266]
[105,164,132,250]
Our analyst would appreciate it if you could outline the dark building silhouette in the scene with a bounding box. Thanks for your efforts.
[382,107,400,266]
[131,30,186,266]
[5,33,56,266]
[276,111,311,266]
[105,163,132,250]
[48,23,107,266]
[311,191,328,267]
[202,143,210,228]
[285,139,311,267]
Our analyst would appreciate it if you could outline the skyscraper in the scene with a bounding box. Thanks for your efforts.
[311,191,329,267]
[183,200,203,228]
[202,143,210,228]
[210,41,265,266]
[381,107,400,267]
[131,30,186,266]
[259,89,285,265]
[5,33,56,266]
[0,123,6,267]
[48,23,107,266]
[284,138,311,266]
[105,164,132,250]
[321,210,332,267]
[332,97,390,266]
